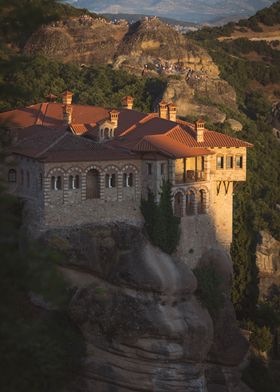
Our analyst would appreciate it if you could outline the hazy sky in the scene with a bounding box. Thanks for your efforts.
[65,0,276,23]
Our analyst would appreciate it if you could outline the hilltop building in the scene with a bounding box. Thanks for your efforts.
[1,92,252,262]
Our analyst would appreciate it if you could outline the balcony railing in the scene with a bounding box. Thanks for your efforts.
[175,170,206,184]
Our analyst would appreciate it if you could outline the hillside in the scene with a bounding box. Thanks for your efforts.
[0,0,99,48]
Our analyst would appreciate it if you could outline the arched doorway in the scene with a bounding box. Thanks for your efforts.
[198,189,207,214]
[174,193,183,217]
[186,190,195,215]
[86,169,100,199]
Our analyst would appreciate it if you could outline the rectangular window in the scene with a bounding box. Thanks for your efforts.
[226,156,233,169]
[160,163,165,175]
[147,163,152,175]
[216,156,224,169]
[236,156,243,169]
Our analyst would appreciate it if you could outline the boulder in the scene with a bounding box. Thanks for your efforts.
[226,118,243,132]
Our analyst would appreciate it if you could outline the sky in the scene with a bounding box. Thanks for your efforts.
[65,0,276,23]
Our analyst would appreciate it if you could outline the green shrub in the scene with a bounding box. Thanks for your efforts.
[193,264,225,317]
[250,325,273,353]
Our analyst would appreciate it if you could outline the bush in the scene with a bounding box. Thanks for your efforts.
[250,325,273,353]
[193,264,225,317]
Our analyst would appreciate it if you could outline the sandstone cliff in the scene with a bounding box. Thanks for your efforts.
[43,223,249,392]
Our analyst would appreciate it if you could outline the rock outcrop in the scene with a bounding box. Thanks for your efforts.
[24,16,128,64]
[23,15,237,123]
[256,231,280,299]
[43,223,249,392]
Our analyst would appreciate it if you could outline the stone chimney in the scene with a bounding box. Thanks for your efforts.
[46,93,57,103]
[195,119,205,142]
[168,102,177,122]
[110,110,120,128]
[122,96,134,110]
[159,100,168,119]
[63,104,73,124]
[62,90,73,105]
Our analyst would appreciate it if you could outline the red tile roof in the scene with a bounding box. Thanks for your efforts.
[3,101,253,163]
[133,134,214,158]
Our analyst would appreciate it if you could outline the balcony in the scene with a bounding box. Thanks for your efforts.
[175,170,207,184]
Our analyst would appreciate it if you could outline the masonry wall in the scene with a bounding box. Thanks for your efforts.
[43,159,143,229]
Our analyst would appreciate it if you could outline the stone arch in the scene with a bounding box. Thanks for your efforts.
[86,168,101,199]
[47,167,66,177]
[85,165,103,175]
[197,187,209,214]
[47,168,65,191]
[103,165,120,173]
[67,167,83,190]
[186,188,196,216]
[174,191,184,217]
[121,164,139,188]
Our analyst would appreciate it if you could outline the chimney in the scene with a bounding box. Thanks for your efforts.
[159,100,168,119]
[62,90,73,105]
[122,96,134,110]
[46,93,57,103]
[195,119,205,142]
[168,102,177,122]
[63,104,73,124]
[110,110,119,128]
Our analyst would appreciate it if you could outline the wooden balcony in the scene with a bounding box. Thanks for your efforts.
[175,170,207,184]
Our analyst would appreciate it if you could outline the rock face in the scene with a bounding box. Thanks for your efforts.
[272,101,280,142]
[44,223,248,392]
[256,231,280,299]
[24,16,128,64]
[24,15,236,123]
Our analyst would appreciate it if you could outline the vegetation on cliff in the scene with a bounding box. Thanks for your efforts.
[0,129,85,391]
[0,0,98,47]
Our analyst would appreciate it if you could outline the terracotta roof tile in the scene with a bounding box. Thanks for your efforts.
[133,134,214,158]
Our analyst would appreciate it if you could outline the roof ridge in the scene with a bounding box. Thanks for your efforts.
[35,103,48,126]
[35,132,69,158]
[119,113,156,137]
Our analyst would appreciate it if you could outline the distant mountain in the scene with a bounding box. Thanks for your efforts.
[65,0,276,23]
[103,13,197,28]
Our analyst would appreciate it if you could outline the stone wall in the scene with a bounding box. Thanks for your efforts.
[40,159,142,229]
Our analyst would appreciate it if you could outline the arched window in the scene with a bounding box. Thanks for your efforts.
[106,173,116,188]
[128,173,133,187]
[69,175,80,190]
[8,169,17,183]
[123,173,133,187]
[51,175,62,191]
[56,176,62,190]
[186,190,195,216]
[198,189,207,214]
